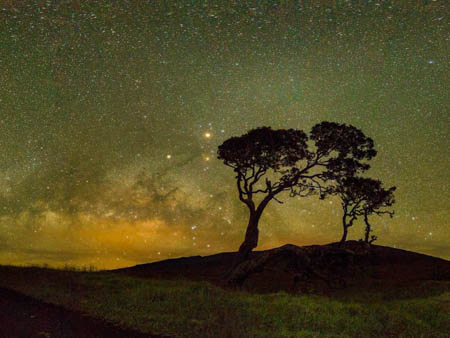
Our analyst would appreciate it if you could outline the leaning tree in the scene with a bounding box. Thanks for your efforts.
[217,127,310,261]
[217,122,377,262]
[334,176,396,244]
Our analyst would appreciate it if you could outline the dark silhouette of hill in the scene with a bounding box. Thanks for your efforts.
[115,241,450,294]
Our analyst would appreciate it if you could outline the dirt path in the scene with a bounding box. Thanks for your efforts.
[0,287,164,338]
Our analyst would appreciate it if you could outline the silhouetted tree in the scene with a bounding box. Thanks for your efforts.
[217,122,377,262]
[335,176,395,244]
[362,181,396,243]
[218,127,310,261]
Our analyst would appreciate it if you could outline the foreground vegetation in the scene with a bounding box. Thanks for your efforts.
[0,265,449,337]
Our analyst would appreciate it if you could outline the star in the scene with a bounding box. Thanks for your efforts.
[0,1,447,269]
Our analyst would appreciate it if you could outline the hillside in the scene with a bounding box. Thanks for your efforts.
[0,242,448,337]
[115,241,450,293]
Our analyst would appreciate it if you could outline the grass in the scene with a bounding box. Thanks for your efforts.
[0,265,449,337]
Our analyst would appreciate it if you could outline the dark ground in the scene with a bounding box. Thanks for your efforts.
[0,287,163,338]
[1,241,448,337]
[115,241,450,294]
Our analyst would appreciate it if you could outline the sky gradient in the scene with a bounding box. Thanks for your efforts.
[0,1,448,269]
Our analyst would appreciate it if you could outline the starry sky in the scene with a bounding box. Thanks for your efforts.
[0,1,448,269]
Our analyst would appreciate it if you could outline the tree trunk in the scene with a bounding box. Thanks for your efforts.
[237,210,261,261]
[224,195,273,282]
[340,213,348,245]
[364,213,371,243]
[340,226,348,244]
[364,226,370,243]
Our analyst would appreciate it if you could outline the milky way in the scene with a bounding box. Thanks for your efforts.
[0,1,448,268]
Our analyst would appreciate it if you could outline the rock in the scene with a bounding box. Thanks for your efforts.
[227,242,371,293]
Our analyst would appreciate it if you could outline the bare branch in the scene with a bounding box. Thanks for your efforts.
[273,195,284,204]
[236,173,254,210]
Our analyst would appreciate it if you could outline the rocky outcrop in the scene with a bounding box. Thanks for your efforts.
[227,242,372,293]
[117,240,449,294]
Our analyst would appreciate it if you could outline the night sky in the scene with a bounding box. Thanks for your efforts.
[0,1,448,269]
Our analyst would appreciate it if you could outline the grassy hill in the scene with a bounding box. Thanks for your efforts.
[0,242,449,337]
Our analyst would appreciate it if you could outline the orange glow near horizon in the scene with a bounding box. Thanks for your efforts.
[0,2,448,269]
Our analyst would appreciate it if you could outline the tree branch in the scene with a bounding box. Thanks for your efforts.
[236,173,254,210]
[248,166,266,192]
[273,195,284,204]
